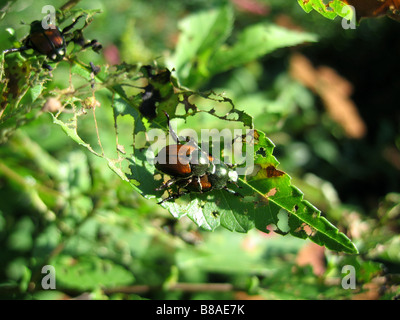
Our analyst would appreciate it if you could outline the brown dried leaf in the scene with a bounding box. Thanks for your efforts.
[344,0,400,21]
[296,241,326,276]
[290,53,367,139]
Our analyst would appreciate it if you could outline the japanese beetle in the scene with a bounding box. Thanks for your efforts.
[4,15,101,63]
[155,112,241,204]
[24,20,66,61]
[155,112,213,191]
[155,144,211,179]
[158,162,241,204]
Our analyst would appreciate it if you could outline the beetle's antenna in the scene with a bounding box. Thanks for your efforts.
[163,111,180,143]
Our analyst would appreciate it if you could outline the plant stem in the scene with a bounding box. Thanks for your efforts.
[60,0,82,11]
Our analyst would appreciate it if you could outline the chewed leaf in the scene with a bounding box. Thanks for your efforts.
[242,130,357,253]
[104,63,254,131]
[297,0,400,22]
[51,114,93,151]
[1,54,49,143]
[150,125,357,254]
[138,66,180,124]
[48,54,357,254]
[297,0,352,19]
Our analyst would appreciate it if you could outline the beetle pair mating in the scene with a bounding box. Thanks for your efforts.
[3,15,102,70]
[155,112,242,204]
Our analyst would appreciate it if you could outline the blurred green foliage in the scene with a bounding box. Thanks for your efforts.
[0,0,399,300]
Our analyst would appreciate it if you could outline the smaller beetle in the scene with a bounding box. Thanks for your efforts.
[158,162,241,204]
[24,20,67,61]
[4,15,101,65]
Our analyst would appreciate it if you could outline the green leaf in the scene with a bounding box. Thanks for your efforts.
[209,23,318,75]
[70,62,92,81]
[172,5,234,87]
[297,0,353,20]
[0,54,48,143]
[172,6,317,88]
[20,83,43,105]
[47,56,356,254]
[248,130,358,254]
[112,93,146,134]
[52,255,135,291]
[51,114,92,150]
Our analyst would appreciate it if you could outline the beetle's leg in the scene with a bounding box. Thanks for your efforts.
[89,62,101,89]
[3,48,21,54]
[158,190,190,204]
[83,39,102,53]
[89,61,100,75]
[156,175,192,191]
[178,177,192,190]
[156,176,194,203]
[69,31,102,54]
[3,45,29,55]
[227,179,242,189]
[62,14,84,34]
[223,186,243,198]
[42,63,53,72]
[195,176,203,192]
[156,177,178,191]
[163,111,190,144]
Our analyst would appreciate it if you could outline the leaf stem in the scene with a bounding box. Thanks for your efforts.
[60,0,82,11]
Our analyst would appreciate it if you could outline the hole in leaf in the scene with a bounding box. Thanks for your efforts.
[268,224,277,232]
[295,223,316,237]
[256,147,266,157]
[305,225,317,237]
[277,209,290,233]
[225,112,238,121]
[295,223,306,234]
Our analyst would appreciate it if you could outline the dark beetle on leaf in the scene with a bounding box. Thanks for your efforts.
[4,15,102,67]
[155,112,212,191]
[25,20,67,61]
[155,112,242,204]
